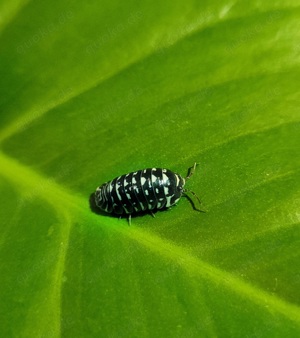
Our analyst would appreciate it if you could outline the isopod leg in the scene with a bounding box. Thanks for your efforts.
[150,211,156,218]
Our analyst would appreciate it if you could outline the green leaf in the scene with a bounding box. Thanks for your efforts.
[1,1,300,337]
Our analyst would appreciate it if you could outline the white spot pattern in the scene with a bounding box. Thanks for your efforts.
[95,167,186,215]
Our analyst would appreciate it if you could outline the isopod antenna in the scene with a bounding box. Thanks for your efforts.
[183,163,205,211]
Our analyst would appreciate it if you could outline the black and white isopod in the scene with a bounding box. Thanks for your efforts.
[94,163,202,224]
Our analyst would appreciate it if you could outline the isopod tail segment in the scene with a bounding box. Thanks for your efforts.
[182,163,205,212]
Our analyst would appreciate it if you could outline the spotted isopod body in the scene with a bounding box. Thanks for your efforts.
[94,163,201,224]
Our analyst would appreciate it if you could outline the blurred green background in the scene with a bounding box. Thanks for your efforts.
[0,0,300,337]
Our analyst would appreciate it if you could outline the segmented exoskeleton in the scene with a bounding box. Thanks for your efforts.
[95,163,201,224]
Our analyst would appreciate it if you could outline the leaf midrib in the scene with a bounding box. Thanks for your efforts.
[1,151,300,324]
